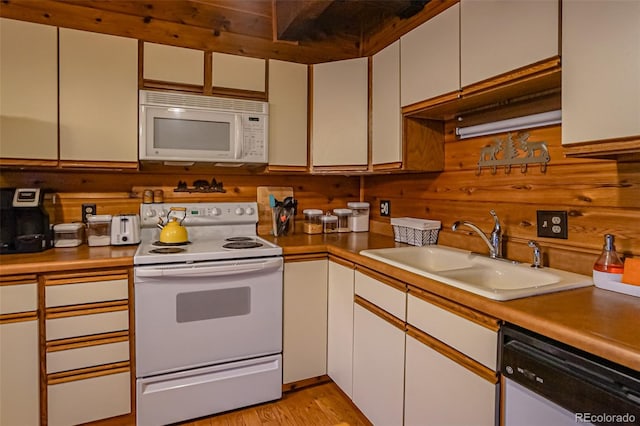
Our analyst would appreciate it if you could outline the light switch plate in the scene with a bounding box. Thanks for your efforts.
[536,210,568,239]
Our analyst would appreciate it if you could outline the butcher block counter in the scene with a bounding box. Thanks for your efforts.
[0,245,137,274]
[2,233,639,371]
[267,232,640,372]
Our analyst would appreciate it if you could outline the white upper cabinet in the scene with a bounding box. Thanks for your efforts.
[211,52,266,92]
[0,18,58,161]
[372,41,402,166]
[460,0,559,87]
[143,42,204,86]
[268,59,308,168]
[59,29,138,163]
[401,3,460,107]
[562,0,640,145]
[312,57,368,168]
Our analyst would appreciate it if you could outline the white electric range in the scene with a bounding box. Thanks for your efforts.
[133,202,283,426]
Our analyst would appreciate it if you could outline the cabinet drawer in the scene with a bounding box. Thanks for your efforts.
[407,293,497,370]
[355,270,405,320]
[48,371,131,426]
[0,282,37,314]
[47,309,129,341]
[47,340,130,374]
[46,278,128,308]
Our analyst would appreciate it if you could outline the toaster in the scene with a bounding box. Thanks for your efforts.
[111,214,141,245]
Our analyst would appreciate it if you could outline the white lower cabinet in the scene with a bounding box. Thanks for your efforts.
[353,303,405,426]
[0,320,39,426]
[352,269,406,426]
[283,258,328,384]
[327,260,355,397]
[47,371,131,426]
[404,333,496,426]
[43,269,133,425]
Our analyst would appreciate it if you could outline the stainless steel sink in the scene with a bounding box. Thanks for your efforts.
[359,245,592,301]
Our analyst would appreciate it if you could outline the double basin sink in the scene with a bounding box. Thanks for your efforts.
[360,245,592,301]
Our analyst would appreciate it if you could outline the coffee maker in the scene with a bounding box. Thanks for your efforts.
[1,188,52,254]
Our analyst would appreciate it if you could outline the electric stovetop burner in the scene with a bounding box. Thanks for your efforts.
[149,247,186,254]
[223,239,264,249]
[152,241,191,246]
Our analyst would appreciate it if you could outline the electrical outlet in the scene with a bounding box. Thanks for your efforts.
[536,210,568,239]
[380,200,391,217]
[82,203,97,223]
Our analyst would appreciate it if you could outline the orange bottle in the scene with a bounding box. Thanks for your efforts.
[593,234,624,287]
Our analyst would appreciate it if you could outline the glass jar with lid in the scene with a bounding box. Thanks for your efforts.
[321,214,338,234]
[333,208,352,233]
[87,214,112,246]
[303,209,324,234]
[347,202,370,232]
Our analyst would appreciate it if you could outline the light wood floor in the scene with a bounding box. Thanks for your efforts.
[179,382,371,426]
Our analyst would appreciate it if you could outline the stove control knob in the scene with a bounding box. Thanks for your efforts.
[209,208,221,216]
[145,209,157,218]
[235,207,245,215]
[245,207,255,215]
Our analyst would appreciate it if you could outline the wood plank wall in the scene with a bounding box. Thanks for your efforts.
[2,124,638,276]
[365,125,640,276]
[0,171,360,228]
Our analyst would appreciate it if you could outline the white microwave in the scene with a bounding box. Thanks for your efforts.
[139,90,268,165]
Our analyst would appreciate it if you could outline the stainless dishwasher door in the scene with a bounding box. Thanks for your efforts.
[501,324,640,426]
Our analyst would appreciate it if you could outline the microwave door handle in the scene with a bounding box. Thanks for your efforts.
[136,258,282,278]
[235,115,243,159]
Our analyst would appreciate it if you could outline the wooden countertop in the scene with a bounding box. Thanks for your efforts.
[268,232,640,372]
[0,245,136,274]
[2,233,639,372]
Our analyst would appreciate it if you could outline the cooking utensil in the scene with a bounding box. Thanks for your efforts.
[158,207,189,244]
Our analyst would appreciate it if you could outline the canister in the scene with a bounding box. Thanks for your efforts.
[87,214,112,246]
[53,223,85,248]
[321,214,338,234]
[333,208,352,233]
[347,202,370,232]
[303,209,324,234]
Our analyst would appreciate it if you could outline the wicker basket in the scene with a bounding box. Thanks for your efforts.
[391,217,441,246]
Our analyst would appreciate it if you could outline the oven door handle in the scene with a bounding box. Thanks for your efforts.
[136,258,282,278]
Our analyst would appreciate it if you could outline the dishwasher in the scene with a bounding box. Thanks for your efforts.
[501,323,640,426]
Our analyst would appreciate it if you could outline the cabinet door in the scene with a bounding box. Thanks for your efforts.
[327,260,355,397]
[283,259,328,384]
[562,0,640,144]
[143,42,204,86]
[372,41,402,166]
[401,3,460,107]
[0,18,58,161]
[0,320,39,426]
[312,58,368,168]
[353,304,405,426]
[59,29,138,163]
[268,59,308,168]
[211,52,266,92]
[461,0,559,87]
[405,334,496,426]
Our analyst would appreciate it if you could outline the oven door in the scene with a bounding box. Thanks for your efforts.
[135,257,283,377]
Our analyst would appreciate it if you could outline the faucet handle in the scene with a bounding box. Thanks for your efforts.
[489,210,501,232]
[528,240,543,268]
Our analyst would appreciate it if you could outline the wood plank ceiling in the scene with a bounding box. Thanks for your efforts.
[0,0,458,63]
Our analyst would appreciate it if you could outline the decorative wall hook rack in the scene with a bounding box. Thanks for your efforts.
[477,132,550,175]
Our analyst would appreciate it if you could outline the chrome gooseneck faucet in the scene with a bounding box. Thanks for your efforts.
[452,210,503,259]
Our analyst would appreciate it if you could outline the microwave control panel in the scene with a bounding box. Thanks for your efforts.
[242,115,267,162]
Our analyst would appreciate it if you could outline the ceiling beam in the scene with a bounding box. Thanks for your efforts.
[274,0,334,41]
